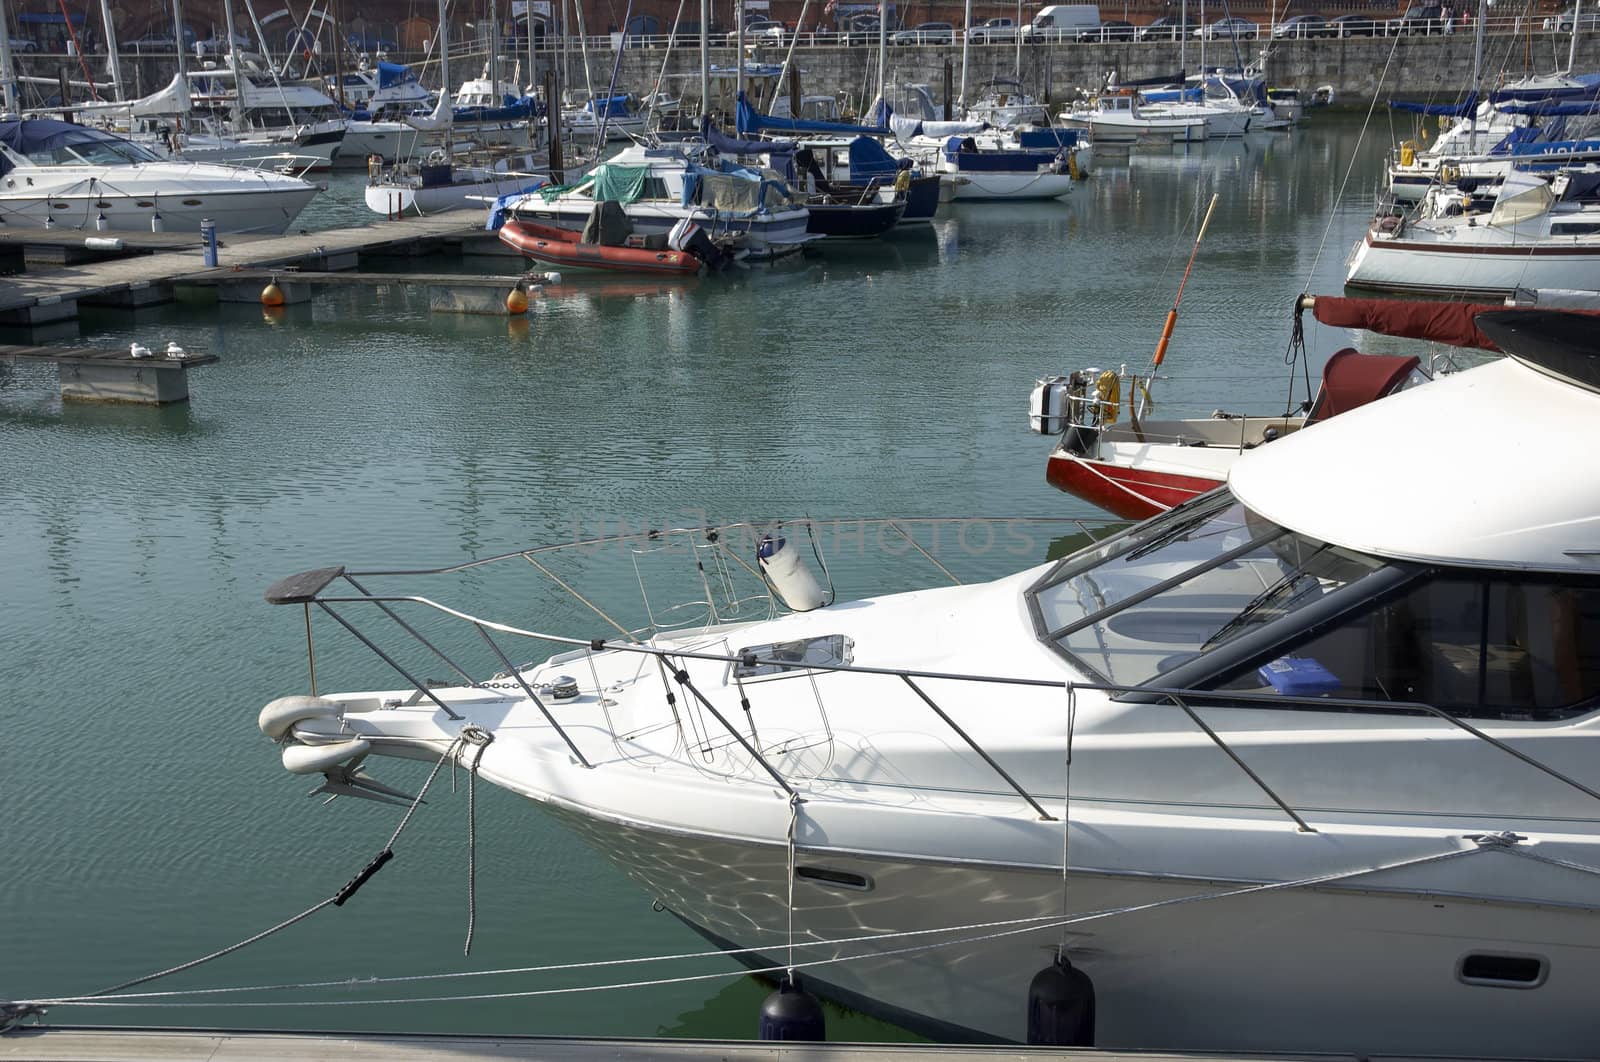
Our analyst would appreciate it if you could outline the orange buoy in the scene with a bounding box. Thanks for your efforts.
[261,280,286,307]
[505,286,529,314]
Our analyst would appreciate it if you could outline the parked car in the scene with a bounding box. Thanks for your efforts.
[7,35,37,53]
[1273,13,1334,37]
[196,30,252,56]
[842,14,881,44]
[125,25,198,52]
[1076,19,1134,40]
[967,16,1018,42]
[1021,4,1100,41]
[1137,15,1195,39]
[1195,16,1258,39]
[1329,13,1381,34]
[725,18,785,42]
[1388,4,1444,33]
[1543,7,1600,30]
[892,21,955,43]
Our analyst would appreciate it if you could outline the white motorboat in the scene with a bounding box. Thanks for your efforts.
[1347,167,1600,296]
[1059,91,1207,144]
[563,93,649,141]
[1135,95,1253,138]
[364,149,549,217]
[504,144,814,258]
[0,118,319,233]
[259,306,1600,1055]
[965,77,1050,128]
[186,66,349,171]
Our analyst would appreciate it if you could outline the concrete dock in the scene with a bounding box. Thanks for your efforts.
[0,212,500,327]
[0,1027,1476,1062]
[0,343,218,404]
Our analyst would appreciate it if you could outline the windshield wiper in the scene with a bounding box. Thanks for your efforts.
[1199,551,1329,652]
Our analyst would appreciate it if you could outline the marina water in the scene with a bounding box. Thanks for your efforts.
[2,114,1409,1039]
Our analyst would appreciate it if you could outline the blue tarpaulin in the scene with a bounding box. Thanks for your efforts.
[735,92,889,136]
[1388,93,1480,116]
[847,136,899,181]
[454,95,537,122]
[376,61,414,89]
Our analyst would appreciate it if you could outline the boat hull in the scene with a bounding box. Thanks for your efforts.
[1346,230,1600,297]
[1045,450,1222,519]
[515,201,814,259]
[940,170,1075,201]
[804,199,906,238]
[0,184,319,234]
[540,800,1600,1056]
[498,220,702,275]
[366,169,547,217]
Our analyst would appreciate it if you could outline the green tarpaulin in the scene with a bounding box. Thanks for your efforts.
[591,163,650,204]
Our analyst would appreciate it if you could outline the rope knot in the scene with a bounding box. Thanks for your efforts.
[1466,830,1527,848]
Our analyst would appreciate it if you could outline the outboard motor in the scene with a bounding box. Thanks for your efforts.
[668,217,731,270]
[757,534,827,612]
[1030,375,1072,434]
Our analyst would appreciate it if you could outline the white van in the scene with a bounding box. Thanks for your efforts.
[1021,4,1101,40]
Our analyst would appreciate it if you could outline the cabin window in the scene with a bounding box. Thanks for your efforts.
[1028,494,1384,686]
[1211,573,1600,719]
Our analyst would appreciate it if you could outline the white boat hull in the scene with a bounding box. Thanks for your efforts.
[1346,230,1600,296]
[338,121,422,165]
[0,183,319,234]
[1060,114,1207,144]
[365,172,545,217]
[940,169,1075,200]
[517,200,814,257]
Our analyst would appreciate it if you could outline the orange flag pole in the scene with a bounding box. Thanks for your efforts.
[1152,192,1221,369]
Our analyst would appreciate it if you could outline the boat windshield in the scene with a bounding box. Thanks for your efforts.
[1027,492,1386,686]
[30,130,161,167]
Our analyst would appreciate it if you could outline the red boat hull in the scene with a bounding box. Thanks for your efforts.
[498,219,703,276]
[1045,451,1223,520]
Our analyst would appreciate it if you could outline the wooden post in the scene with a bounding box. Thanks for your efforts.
[942,57,952,119]
[545,68,564,181]
[788,65,800,116]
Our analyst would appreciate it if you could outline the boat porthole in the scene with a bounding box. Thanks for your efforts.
[794,865,873,891]
[51,202,69,209]
[136,200,154,208]
[94,200,111,208]
[1457,952,1547,989]
[182,199,203,206]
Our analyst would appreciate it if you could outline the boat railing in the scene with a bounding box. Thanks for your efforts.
[266,516,1600,829]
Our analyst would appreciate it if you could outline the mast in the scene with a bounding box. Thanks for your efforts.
[698,0,708,118]
[222,0,243,130]
[489,0,500,104]
[1470,0,1485,137]
[98,0,123,100]
[1568,0,1582,73]
[735,0,744,111]
[875,0,886,117]
[173,0,188,77]
[331,0,346,109]
[0,0,16,113]
[437,0,452,155]
[1179,0,1185,72]
[1012,0,1021,79]
[573,0,594,107]
[957,0,970,108]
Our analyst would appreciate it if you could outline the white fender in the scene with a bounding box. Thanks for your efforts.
[282,737,372,775]
[259,695,341,740]
[758,535,826,612]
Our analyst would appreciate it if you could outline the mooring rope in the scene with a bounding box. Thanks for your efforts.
[461,727,495,957]
[27,839,1527,1011]
[77,734,468,1002]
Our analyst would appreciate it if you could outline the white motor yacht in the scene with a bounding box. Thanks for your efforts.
[0,118,319,233]
[965,78,1050,129]
[1059,91,1208,144]
[186,66,349,171]
[504,144,814,258]
[1347,167,1600,296]
[257,308,1600,1055]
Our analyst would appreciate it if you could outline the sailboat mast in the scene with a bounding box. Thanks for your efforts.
[173,0,188,77]
[698,0,708,118]
[222,0,243,130]
[1012,0,1021,79]
[736,0,744,111]
[0,0,17,113]
[958,0,970,107]
[1179,0,1186,72]
[98,0,123,100]
[437,0,452,155]
[1569,0,1582,72]
[876,0,886,115]
[490,0,500,104]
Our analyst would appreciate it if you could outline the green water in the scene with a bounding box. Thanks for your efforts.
[1,116,1395,1039]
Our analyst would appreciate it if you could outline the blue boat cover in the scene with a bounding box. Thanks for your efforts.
[376,60,415,89]
[942,136,1055,171]
[1388,93,1479,116]
[0,119,131,175]
[1498,100,1600,116]
[454,95,537,122]
[703,115,798,160]
[1014,127,1079,149]
[586,94,635,116]
[847,136,899,181]
[735,92,888,136]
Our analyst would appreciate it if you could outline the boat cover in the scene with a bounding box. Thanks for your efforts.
[591,163,649,203]
[0,120,135,175]
[1311,295,1506,352]
[1499,100,1600,116]
[1306,349,1422,422]
[703,118,797,160]
[735,92,888,136]
[1387,93,1479,117]
[376,61,414,89]
[74,72,190,117]
[581,199,633,246]
[847,136,899,181]
[455,95,537,123]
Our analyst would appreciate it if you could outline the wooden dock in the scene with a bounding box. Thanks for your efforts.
[0,343,219,404]
[0,1027,1412,1062]
[0,212,501,327]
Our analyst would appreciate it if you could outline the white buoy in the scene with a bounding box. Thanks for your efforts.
[94,212,108,232]
[258,694,341,739]
[85,236,124,251]
[283,737,372,775]
[150,211,164,233]
[758,535,826,612]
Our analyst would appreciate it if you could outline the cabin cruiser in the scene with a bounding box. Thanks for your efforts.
[564,94,648,141]
[1059,91,1208,144]
[1347,167,1600,296]
[256,307,1600,1055]
[364,149,549,217]
[502,143,814,259]
[964,77,1050,129]
[0,118,319,233]
[186,66,349,170]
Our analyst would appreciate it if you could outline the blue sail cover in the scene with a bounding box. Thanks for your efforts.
[1388,93,1480,116]
[454,95,537,122]
[735,92,889,136]
[702,115,797,158]
[1489,73,1600,102]
[585,94,635,117]
[1499,100,1600,116]
[847,136,899,181]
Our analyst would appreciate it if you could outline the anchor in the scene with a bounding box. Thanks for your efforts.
[309,756,419,807]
